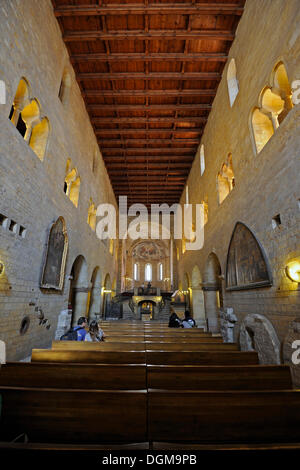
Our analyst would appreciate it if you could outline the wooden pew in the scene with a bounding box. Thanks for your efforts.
[146,350,259,365]
[0,362,146,389]
[147,365,293,390]
[143,335,223,342]
[101,336,147,342]
[148,389,300,445]
[31,349,146,364]
[144,330,215,335]
[51,341,146,351]
[51,341,237,352]
[144,343,239,351]
[0,386,147,444]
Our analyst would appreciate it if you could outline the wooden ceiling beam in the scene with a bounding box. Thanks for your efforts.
[55,4,244,17]
[84,89,216,97]
[103,155,194,161]
[77,72,221,80]
[71,52,228,62]
[99,139,200,144]
[101,148,196,154]
[92,117,207,124]
[95,128,202,135]
[88,104,212,111]
[106,164,192,170]
[63,30,235,42]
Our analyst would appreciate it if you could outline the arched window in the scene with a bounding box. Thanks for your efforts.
[59,69,71,106]
[134,263,139,281]
[69,176,81,208]
[251,62,293,154]
[200,144,205,176]
[185,185,189,205]
[272,62,293,123]
[217,154,235,204]
[227,58,239,107]
[158,263,163,281]
[251,107,274,154]
[145,263,152,282]
[9,79,50,160]
[29,117,50,161]
[109,239,114,256]
[64,159,80,207]
[201,198,209,225]
[87,198,96,231]
[9,78,31,131]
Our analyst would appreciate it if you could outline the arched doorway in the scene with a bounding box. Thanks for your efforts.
[102,273,112,319]
[88,267,102,321]
[191,265,206,328]
[203,253,223,333]
[138,300,155,321]
[68,255,89,326]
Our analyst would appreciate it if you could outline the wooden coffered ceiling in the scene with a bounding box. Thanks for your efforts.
[52,0,245,208]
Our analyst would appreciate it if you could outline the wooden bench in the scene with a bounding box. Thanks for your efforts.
[0,386,147,444]
[31,349,146,364]
[148,389,300,445]
[143,336,223,342]
[145,350,259,365]
[100,336,147,342]
[51,341,236,352]
[144,343,239,351]
[52,341,146,351]
[0,362,147,389]
[147,364,293,390]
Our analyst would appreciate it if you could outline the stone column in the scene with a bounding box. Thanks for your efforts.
[203,285,220,333]
[72,286,90,325]
[192,287,206,329]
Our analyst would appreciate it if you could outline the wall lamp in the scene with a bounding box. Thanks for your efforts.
[286,260,300,283]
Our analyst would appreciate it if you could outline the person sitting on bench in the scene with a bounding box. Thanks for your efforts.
[74,317,88,341]
[181,310,196,328]
[85,320,104,342]
[168,311,182,328]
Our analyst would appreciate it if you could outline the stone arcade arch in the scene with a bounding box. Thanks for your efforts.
[68,255,89,326]
[102,273,112,319]
[88,266,102,321]
[203,253,223,333]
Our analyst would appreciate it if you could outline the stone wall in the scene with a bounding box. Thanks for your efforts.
[177,0,300,379]
[0,0,118,360]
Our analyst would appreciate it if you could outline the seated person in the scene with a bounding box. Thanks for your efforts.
[181,310,196,328]
[85,320,104,342]
[74,316,88,341]
[168,311,182,328]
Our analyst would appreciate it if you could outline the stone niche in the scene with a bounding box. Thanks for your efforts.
[283,318,300,387]
[239,313,281,365]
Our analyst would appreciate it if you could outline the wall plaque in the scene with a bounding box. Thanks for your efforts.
[40,217,68,290]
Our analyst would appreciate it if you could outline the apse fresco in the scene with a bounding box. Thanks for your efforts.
[226,222,272,290]
[132,241,164,260]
